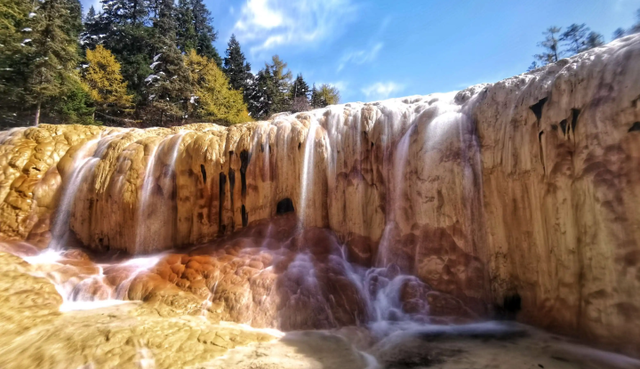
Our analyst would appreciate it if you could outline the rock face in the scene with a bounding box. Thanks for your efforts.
[0,35,639,355]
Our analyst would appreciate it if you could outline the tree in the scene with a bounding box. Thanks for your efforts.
[584,31,604,50]
[28,0,83,125]
[184,50,250,125]
[631,8,640,34]
[82,0,152,103]
[53,76,95,124]
[527,61,540,72]
[290,74,310,112]
[83,45,134,116]
[0,0,33,124]
[613,28,626,40]
[534,26,562,66]
[246,68,276,119]
[144,0,192,125]
[266,55,292,114]
[175,0,197,53]
[560,23,589,55]
[191,0,221,67]
[223,34,252,94]
[311,84,340,109]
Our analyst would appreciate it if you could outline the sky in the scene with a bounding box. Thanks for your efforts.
[83,0,640,103]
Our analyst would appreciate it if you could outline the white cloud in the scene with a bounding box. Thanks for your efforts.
[337,43,383,72]
[361,82,405,101]
[233,0,356,54]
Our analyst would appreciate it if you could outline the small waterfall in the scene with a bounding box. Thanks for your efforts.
[299,118,320,227]
[135,132,185,253]
[135,140,161,254]
[48,139,99,250]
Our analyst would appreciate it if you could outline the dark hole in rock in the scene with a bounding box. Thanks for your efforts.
[529,97,548,121]
[218,172,226,233]
[240,150,250,198]
[559,120,568,135]
[241,205,248,227]
[371,142,375,148]
[571,108,580,133]
[504,293,522,314]
[229,150,234,156]
[551,124,558,131]
[629,122,640,132]
[276,198,295,214]
[298,142,302,150]
[200,164,206,184]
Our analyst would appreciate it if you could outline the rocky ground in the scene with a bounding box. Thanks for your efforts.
[1,246,639,368]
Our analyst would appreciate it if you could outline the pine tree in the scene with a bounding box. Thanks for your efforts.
[223,34,252,94]
[584,31,604,50]
[631,8,640,34]
[613,28,626,40]
[175,0,197,53]
[310,84,323,109]
[246,68,276,119]
[83,45,134,116]
[191,0,221,67]
[290,73,310,112]
[185,50,250,125]
[527,61,540,72]
[144,0,192,125]
[266,55,291,114]
[534,26,562,66]
[0,0,33,124]
[28,0,83,124]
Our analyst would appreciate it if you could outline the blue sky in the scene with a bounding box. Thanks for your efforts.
[84,0,640,103]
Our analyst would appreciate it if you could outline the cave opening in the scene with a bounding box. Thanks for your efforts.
[200,164,206,184]
[529,97,548,122]
[629,122,640,132]
[276,198,295,214]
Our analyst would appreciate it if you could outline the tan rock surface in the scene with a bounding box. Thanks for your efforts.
[0,250,279,369]
[0,35,639,354]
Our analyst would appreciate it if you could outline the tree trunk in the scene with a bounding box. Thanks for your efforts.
[34,100,41,126]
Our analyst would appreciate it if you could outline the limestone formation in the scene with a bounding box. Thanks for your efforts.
[0,34,639,356]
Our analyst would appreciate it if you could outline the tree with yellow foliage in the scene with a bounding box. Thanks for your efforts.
[83,45,133,117]
[184,50,251,125]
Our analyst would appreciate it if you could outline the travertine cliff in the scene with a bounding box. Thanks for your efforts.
[0,34,639,355]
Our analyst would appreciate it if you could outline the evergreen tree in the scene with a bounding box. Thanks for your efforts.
[534,26,562,66]
[266,55,291,114]
[82,0,152,103]
[223,34,251,94]
[144,0,192,125]
[584,31,604,50]
[290,73,310,112]
[527,61,540,72]
[0,0,33,125]
[191,0,221,67]
[184,50,250,125]
[246,68,276,119]
[175,0,197,53]
[83,45,133,117]
[613,28,626,40]
[631,8,640,34]
[560,23,589,55]
[85,5,96,21]
[28,0,83,124]
[53,76,95,124]
[310,84,323,108]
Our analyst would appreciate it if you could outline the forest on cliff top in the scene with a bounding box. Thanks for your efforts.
[0,0,638,128]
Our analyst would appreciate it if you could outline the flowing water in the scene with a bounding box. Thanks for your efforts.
[1,92,638,368]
